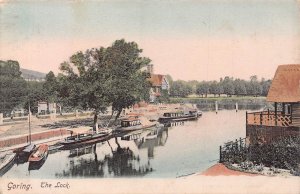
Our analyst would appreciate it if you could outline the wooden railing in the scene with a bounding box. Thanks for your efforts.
[246,110,292,127]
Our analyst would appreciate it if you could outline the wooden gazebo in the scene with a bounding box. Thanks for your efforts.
[246,64,300,144]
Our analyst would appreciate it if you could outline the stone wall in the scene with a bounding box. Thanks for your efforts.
[0,129,69,148]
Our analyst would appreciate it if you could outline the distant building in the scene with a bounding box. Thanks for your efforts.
[38,101,56,114]
[146,64,170,103]
[246,64,300,144]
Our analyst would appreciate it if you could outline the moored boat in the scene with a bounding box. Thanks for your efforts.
[0,152,16,176]
[158,111,198,122]
[28,144,49,163]
[115,116,157,132]
[59,128,112,146]
[14,143,36,164]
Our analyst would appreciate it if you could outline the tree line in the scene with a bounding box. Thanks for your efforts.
[0,39,151,128]
[168,75,272,98]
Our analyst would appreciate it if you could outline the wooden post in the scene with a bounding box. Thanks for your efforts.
[260,112,263,125]
[219,146,222,163]
[0,113,3,125]
[282,102,285,114]
[239,137,242,150]
[290,103,293,124]
[275,102,277,126]
[246,111,248,125]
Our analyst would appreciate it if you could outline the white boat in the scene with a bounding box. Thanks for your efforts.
[115,116,157,132]
[0,152,16,175]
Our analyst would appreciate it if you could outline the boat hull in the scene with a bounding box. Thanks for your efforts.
[115,123,156,132]
[159,115,198,123]
[28,144,49,163]
[59,133,111,147]
[0,153,16,176]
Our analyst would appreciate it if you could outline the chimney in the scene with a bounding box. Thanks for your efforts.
[147,64,154,74]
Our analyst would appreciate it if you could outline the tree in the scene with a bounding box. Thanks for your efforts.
[209,81,218,97]
[261,79,272,96]
[234,79,247,96]
[196,81,209,97]
[59,49,111,130]
[0,60,27,115]
[105,40,151,121]
[222,76,235,97]
[247,75,262,96]
[24,81,45,113]
[58,39,151,129]
[43,71,59,102]
[187,80,199,94]
[165,74,173,88]
[170,80,192,97]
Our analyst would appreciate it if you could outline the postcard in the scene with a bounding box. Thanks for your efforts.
[0,0,299,193]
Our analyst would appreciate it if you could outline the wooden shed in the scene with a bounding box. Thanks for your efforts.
[266,64,300,127]
[246,64,300,144]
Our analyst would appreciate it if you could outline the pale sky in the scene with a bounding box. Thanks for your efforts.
[0,0,300,81]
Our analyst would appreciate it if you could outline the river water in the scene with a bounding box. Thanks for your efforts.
[3,110,249,178]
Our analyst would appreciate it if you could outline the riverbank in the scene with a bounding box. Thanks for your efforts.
[201,163,258,176]
[170,96,270,111]
[201,163,297,177]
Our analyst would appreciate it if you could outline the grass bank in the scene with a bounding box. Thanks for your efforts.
[170,96,270,111]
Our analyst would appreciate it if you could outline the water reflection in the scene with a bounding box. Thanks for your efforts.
[54,126,171,178]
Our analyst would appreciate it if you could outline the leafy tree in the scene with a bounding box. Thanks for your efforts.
[170,80,192,97]
[157,90,170,103]
[0,60,27,115]
[261,79,272,96]
[59,49,111,129]
[196,81,209,97]
[247,75,262,96]
[222,76,235,97]
[58,39,151,128]
[209,81,218,97]
[43,71,59,102]
[105,40,151,121]
[234,79,247,96]
[24,81,45,113]
[187,80,199,94]
[216,82,224,97]
[165,74,173,88]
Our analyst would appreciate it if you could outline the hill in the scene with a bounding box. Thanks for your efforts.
[20,68,46,81]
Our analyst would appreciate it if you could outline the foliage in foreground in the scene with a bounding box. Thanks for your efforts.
[221,136,300,175]
[248,136,300,170]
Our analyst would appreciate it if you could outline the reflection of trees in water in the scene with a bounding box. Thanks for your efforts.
[107,138,152,176]
[136,127,169,158]
[55,137,152,178]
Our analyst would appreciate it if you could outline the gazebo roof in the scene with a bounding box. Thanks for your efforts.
[267,64,300,103]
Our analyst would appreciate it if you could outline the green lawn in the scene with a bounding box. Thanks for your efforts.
[170,96,266,101]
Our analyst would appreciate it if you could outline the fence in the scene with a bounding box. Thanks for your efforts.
[0,129,69,148]
[246,110,292,127]
[219,137,247,163]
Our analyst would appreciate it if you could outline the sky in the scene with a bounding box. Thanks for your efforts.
[0,0,300,81]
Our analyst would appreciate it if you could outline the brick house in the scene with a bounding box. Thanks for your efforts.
[146,64,170,102]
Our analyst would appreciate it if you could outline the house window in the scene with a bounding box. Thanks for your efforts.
[286,104,291,115]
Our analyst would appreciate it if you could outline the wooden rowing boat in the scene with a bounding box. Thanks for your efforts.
[28,144,49,163]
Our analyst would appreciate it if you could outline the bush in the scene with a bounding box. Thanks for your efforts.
[248,136,300,171]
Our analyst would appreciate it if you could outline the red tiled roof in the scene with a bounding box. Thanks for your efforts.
[267,64,300,102]
[148,74,164,86]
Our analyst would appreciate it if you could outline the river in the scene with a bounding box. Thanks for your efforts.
[2,110,250,178]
